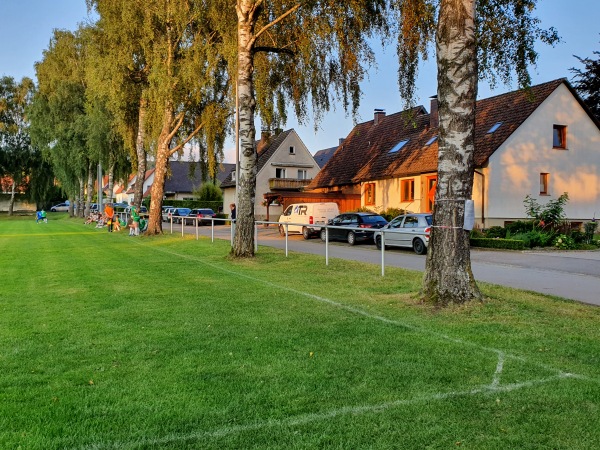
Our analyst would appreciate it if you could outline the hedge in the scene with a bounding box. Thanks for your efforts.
[470,238,525,250]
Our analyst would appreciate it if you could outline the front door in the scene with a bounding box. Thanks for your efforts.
[425,176,437,212]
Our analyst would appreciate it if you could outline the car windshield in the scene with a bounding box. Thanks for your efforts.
[362,215,387,223]
[178,208,191,215]
[199,209,214,214]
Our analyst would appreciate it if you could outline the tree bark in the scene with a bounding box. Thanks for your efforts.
[8,181,16,216]
[86,161,94,217]
[146,106,172,235]
[232,0,258,257]
[421,0,482,306]
[133,97,148,210]
[78,178,85,218]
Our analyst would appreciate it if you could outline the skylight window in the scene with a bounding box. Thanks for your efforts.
[425,136,438,146]
[388,139,409,153]
[487,122,503,134]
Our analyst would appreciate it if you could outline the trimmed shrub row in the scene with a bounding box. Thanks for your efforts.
[470,238,525,250]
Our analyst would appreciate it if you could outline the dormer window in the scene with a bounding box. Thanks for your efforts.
[388,139,409,153]
[425,136,438,146]
[487,122,503,134]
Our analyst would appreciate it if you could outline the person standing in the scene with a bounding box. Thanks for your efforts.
[230,203,236,221]
[131,206,141,236]
[105,204,115,232]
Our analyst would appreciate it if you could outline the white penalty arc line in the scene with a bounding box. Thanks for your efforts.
[144,243,579,379]
[82,373,580,450]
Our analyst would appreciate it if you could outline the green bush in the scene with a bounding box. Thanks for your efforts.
[505,220,534,235]
[484,226,506,239]
[569,230,586,244]
[509,230,555,248]
[470,228,485,239]
[379,207,406,222]
[584,221,598,243]
[553,234,576,250]
[470,238,525,250]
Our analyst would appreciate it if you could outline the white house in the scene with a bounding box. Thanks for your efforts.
[221,129,321,220]
[307,79,600,228]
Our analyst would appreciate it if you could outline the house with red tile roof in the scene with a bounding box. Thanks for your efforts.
[307,79,600,228]
[221,129,321,220]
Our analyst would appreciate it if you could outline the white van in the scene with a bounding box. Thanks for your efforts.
[278,202,340,239]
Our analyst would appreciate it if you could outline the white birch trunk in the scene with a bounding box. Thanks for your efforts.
[133,97,148,210]
[232,0,258,257]
[422,0,482,305]
[8,181,16,216]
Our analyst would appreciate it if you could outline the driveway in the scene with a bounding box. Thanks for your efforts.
[171,222,600,307]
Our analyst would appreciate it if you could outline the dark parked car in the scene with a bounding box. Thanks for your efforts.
[320,212,388,245]
[189,208,217,225]
[171,207,191,224]
[373,213,432,255]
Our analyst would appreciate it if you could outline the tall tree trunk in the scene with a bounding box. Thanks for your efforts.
[107,156,115,203]
[422,0,482,306]
[86,161,94,217]
[146,106,172,235]
[78,178,85,218]
[232,0,258,257]
[8,181,16,216]
[133,97,148,210]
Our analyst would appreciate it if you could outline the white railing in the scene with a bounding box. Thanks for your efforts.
[166,217,397,277]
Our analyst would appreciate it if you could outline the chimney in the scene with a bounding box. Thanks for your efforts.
[374,109,386,125]
[338,138,345,146]
[429,96,439,129]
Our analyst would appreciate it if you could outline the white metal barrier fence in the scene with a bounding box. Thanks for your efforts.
[166,217,402,277]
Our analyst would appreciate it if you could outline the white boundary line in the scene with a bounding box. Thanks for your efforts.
[89,240,595,450]
[83,373,577,450]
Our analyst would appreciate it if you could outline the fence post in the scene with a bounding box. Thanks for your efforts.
[325,226,329,266]
[285,223,289,257]
[381,231,385,277]
[195,217,199,240]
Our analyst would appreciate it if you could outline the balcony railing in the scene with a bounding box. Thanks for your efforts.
[269,178,313,190]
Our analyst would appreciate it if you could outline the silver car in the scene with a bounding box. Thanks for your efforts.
[373,213,432,255]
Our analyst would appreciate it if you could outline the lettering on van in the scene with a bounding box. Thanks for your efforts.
[293,205,308,215]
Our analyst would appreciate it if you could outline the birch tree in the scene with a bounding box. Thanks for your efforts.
[391,0,559,305]
[207,0,389,257]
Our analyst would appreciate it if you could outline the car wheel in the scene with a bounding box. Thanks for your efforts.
[320,229,327,242]
[375,235,385,250]
[51,208,56,212]
[279,225,286,236]
[302,227,311,240]
[347,231,356,246]
[413,238,426,255]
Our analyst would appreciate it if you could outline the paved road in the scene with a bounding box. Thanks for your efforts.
[168,221,600,307]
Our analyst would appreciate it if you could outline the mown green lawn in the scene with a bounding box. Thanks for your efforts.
[1,213,599,449]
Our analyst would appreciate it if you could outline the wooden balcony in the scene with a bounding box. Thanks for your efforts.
[268,178,313,190]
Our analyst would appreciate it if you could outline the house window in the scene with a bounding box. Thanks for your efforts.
[401,179,414,202]
[276,168,286,178]
[297,169,307,180]
[553,125,567,149]
[364,183,376,206]
[540,173,549,195]
[289,146,295,154]
[231,170,236,182]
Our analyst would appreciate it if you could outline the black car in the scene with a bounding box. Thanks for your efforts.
[171,207,192,224]
[189,208,217,225]
[320,212,388,245]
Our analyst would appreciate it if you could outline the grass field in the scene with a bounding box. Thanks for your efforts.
[1,213,600,449]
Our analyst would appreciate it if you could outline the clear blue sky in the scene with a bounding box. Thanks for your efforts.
[1,0,598,161]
